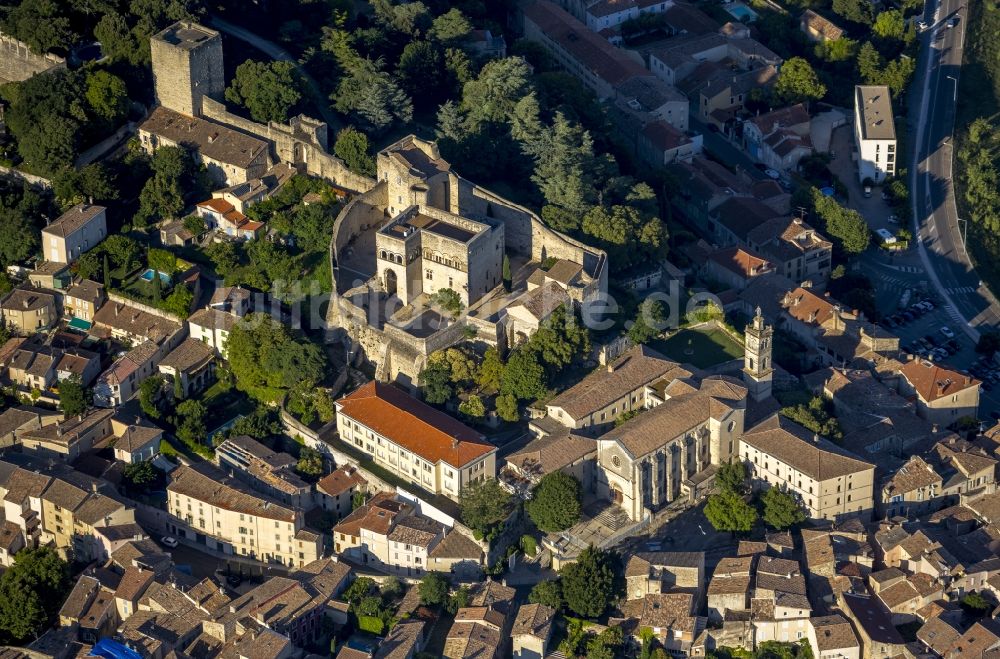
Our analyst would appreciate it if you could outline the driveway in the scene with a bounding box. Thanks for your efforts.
[827,125,897,233]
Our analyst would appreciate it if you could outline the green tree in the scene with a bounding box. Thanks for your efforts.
[102,234,142,271]
[495,393,519,422]
[1,0,76,54]
[397,41,448,111]
[418,572,449,606]
[458,394,486,419]
[832,0,873,24]
[58,376,88,417]
[136,146,192,227]
[85,70,130,123]
[781,395,844,442]
[343,576,374,604]
[716,460,749,494]
[462,57,534,125]
[527,472,582,532]
[225,314,328,401]
[225,60,302,124]
[94,12,141,64]
[774,57,827,105]
[430,8,472,45]
[138,375,168,419]
[531,305,590,370]
[811,188,871,254]
[704,489,757,534]
[296,446,324,478]
[560,545,620,618]
[531,112,604,213]
[459,478,513,538]
[962,591,991,612]
[419,359,453,404]
[162,285,194,318]
[334,127,376,177]
[446,585,471,614]
[0,547,70,642]
[529,579,563,610]
[123,460,157,490]
[333,59,413,133]
[174,398,207,447]
[873,9,905,40]
[761,487,807,530]
[857,42,884,85]
[628,299,667,344]
[476,347,504,394]
[500,347,547,401]
[52,163,119,207]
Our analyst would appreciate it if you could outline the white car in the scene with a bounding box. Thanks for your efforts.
[876,228,897,244]
[940,326,955,339]
[161,536,178,548]
[764,168,781,180]
[887,215,899,224]
[918,20,928,30]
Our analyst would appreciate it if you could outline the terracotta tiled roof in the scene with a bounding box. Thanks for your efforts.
[336,382,495,468]
[317,465,366,498]
[781,287,837,325]
[168,464,296,522]
[333,492,406,537]
[811,614,858,651]
[900,359,979,403]
[707,246,773,280]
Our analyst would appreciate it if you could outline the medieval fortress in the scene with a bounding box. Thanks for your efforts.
[127,20,611,387]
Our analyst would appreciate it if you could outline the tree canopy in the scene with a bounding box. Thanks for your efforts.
[459,478,513,539]
[704,488,758,534]
[560,545,621,618]
[58,376,89,417]
[226,314,328,402]
[775,57,827,105]
[761,487,807,530]
[225,60,302,124]
[0,547,70,643]
[527,472,582,532]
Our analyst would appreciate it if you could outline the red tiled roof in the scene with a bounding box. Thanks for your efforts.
[899,359,980,403]
[336,382,495,468]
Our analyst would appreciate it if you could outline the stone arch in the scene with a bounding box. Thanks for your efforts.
[384,269,398,296]
[610,484,623,504]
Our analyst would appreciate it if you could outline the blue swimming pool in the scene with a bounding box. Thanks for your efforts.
[726,3,759,21]
[140,268,171,285]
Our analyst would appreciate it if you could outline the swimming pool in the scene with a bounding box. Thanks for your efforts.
[140,268,171,285]
[726,3,759,21]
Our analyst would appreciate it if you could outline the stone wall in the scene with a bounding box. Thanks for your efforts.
[200,97,375,192]
[0,32,65,83]
[0,166,51,189]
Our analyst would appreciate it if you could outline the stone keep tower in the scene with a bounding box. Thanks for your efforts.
[743,306,774,402]
[150,21,224,117]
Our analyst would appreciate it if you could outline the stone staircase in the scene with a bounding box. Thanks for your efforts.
[591,503,632,532]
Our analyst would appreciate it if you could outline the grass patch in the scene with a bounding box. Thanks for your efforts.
[649,327,744,368]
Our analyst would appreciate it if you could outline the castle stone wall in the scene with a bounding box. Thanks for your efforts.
[0,32,65,83]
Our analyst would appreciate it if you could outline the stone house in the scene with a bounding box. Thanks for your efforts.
[512,603,556,659]
[64,279,106,324]
[800,9,845,42]
[1,287,58,334]
[703,246,775,291]
[896,358,980,426]
[42,204,107,264]
[625,551,706,601]
[743,104,813,172]
[214,435,312,509]
[93,341,160,407]
[138,106,270,186]
[807,614,860,659]
[316,466,367,520]
[707,555,753,622]
[157,337,216,398]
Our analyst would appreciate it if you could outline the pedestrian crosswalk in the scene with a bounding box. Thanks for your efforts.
[888,265,924,274]
[946,286,978,295]
[945,304,966,324]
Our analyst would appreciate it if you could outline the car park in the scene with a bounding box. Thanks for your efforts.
[941,326,956,339]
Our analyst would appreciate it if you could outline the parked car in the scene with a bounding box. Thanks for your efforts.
[918,19,928,30]
[888,215,899,224]
[764,168,781,180]
[940,326,956,339]
[161,536,178,548]
[947,16,958,27]
[864,185,873,198]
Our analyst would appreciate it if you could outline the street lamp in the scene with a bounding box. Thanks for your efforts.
[946,75,958,102]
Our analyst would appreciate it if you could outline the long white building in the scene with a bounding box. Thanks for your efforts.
[853,85,896,184]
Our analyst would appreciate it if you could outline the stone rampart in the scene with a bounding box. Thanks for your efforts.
[0,32,65,83]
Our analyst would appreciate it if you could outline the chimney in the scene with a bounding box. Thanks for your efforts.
[91,482,98,493]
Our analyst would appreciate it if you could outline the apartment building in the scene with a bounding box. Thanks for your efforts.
[335,382,497,501]
[853,85,896,183]
[739,414,876,522]
[42,204,107,264]
[166,464,321,567]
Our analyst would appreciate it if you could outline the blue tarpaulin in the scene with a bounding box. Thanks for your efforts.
[90,638,143,659]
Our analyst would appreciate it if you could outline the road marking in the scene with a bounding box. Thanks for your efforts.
[946,286,979,294]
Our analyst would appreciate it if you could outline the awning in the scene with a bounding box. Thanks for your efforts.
[67,317,93,331]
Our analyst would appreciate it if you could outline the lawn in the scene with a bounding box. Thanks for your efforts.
[650,327,744,368]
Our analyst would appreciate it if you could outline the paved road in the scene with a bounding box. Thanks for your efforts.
[208,15,342,133]
[910,0,1000,340]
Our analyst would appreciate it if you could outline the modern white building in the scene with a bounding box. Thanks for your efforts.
[853,85,896,183]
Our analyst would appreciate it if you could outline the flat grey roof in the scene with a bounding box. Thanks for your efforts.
[855,85,895,141]
[153,21,219,49]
